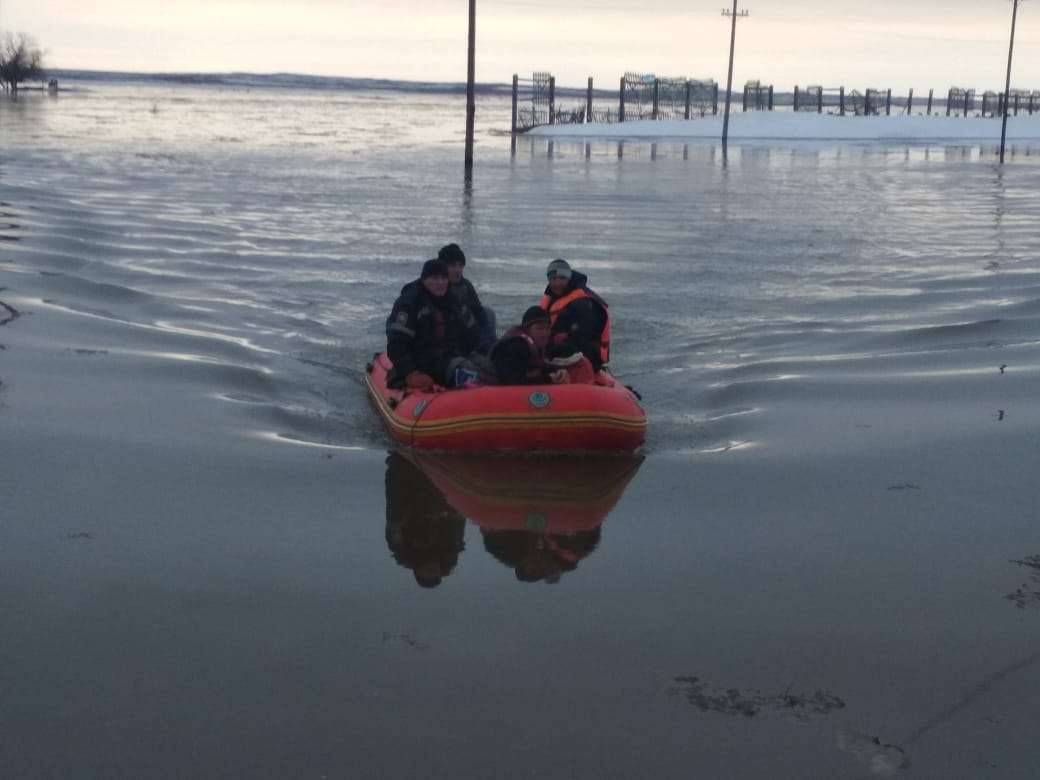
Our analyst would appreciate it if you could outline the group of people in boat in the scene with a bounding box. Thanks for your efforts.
[384,243,610,390]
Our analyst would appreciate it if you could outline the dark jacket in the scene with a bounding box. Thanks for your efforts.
[540,272,609,370]
[489,326,549,385]
[451,277,494,352]
[450,278,487,330]
[386,280,480,383]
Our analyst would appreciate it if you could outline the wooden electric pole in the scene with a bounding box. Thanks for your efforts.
[721,1,750,159]
[464,0,477,175]
[1000,0,1021,164]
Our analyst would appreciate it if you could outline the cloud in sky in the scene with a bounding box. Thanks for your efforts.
[2,0,1037,90]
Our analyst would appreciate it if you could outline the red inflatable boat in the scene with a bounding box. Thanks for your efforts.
[365,352,646,452]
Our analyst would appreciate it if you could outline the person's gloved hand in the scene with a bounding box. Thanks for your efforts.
[405,371,434,390]
[549,370,570,384]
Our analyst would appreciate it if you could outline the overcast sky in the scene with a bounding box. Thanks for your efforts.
[2,0,1037,90]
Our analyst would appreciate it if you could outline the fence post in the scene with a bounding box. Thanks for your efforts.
[1014,92,1020,116]
[886,89,892,115]
[839,86,845,116]
[652,78,660,120]
[865,91,872,116]
[619,77,626,123]
[1030,92,1036,115]
[793,85,800,112]
[927,88,933,115]
[742,84,748,112]
[768,85,774,111]
[685,80,692,120]
[548,76,556,125]
[713,83,719,115]
[947,89,953,117]
[905,88,913,115]
[964,91,970,117]
[817,87,823,114]
[511,74,519,136]
[983,93,990,117]
[586,77,593,123]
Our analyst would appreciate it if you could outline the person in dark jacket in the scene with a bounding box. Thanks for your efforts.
[538,258,611,371]
[386,258,481,390]
[438,243,496,351]
[489,306,568,385]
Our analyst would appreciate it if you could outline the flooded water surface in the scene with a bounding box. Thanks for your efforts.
[2,78,1040,778]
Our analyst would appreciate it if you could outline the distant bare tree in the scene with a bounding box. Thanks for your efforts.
[0,32,45,96]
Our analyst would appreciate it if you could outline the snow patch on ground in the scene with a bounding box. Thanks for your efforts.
[528,112,1040,142]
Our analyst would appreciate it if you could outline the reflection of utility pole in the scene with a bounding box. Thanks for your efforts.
[721,1,750,159]
[464,0,476,176]
[999,0,1021,164]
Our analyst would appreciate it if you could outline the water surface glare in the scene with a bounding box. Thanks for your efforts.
[4,83,1040,453]
[3,80,1040,779]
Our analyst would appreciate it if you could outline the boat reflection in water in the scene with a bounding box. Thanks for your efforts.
[384,451,644,586]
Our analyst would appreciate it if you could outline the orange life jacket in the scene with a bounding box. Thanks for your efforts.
[538,287,611,366]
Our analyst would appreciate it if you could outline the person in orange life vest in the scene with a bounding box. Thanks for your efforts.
[385,258,481,390]
[489,306,568,385]
[545,342,597,385]
[538,258,610,371]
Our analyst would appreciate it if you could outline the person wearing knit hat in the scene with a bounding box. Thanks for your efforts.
[421,258,449,281]
[438,243,496,352]
[384,258,482,390]
[538,258,611,372]
[488,305,566,385]
[438,243,466,267]
[545,258,572,281]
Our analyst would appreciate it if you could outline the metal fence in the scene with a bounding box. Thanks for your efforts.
[743,81,772,111]
[946,87,975,116]
[620,73,717,121]
[621,72,656,121]
[510,72,1040,131]
[687,80,720,117]
[513,72,552,131]
[793,86,823,112]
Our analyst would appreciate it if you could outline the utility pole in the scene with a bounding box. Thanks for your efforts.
[721,1,750,159]
[464,0,476,176]
[999,0,1021,164]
